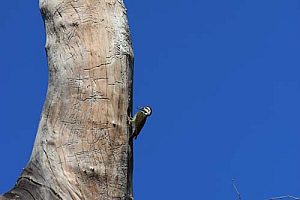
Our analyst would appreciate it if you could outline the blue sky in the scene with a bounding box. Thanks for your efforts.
[1,0,300,199]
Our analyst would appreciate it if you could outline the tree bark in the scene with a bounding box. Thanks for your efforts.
[1,0,134,199]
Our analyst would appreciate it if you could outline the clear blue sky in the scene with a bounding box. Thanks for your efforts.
[1,0,300,199]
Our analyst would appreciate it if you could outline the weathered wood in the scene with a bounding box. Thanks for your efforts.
[1,0,134,199]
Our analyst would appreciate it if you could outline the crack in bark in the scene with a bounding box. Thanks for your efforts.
[83,62,111,71]
[17,177,63,200]
[18,187,36,200]
[41,143,65,200]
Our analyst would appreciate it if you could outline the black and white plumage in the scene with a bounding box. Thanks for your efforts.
[129,106,152,140]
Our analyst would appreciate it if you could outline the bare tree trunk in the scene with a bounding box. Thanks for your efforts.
[1,0,134,199]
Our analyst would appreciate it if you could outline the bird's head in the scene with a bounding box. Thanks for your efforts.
[138,106,152,116]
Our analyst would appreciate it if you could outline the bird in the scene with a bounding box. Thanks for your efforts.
[129,106,152,140]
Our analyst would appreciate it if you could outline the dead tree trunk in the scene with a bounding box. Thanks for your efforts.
[1,0,134,199]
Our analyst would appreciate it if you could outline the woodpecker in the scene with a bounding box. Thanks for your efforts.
[129,106,152,140]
